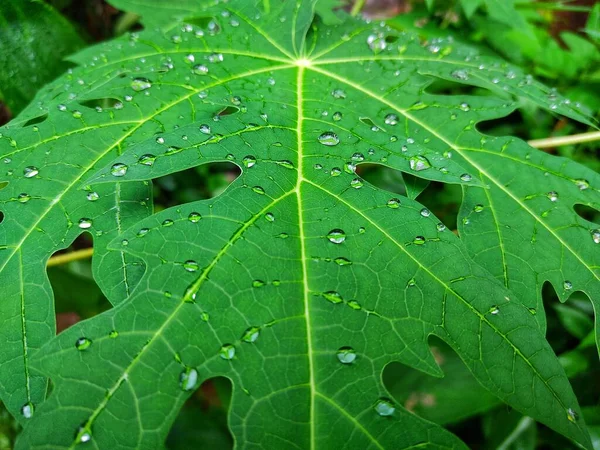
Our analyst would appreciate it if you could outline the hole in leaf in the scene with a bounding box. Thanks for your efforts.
[181,16,213,28]
[80,98,123,110]
[0,211,4,224]
[167,377,233,449]
[23,114,48,127]
[383,337,499,429]
[574,203,600,222]
[215,105,240,117]
[154,162,240,208]
[48,237,110,331]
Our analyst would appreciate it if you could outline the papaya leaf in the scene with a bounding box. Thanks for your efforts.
[0,0,596,448]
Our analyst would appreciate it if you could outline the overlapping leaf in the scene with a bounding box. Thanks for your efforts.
[0,1,593,448]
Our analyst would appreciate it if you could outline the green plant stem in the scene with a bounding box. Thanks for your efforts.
[47,248,94,267]
[528,130,600,149]
[350,0,366,16]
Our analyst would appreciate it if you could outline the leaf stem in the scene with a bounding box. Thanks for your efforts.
[47,248,94,267]
[350,0,366,16]
[528,130,600,149]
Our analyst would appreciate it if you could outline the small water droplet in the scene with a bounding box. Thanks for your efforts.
[567,408,579,423]
[180,367,198,391]
[490,306,500,315]
[436,222,446,232]
[18,193,31,203]
[183,260,199,272]
[111,163,128,177]
[242,326,260,343]
[413,236,426,245]
[137,228,149,237]
[420,208,430,217]
[459,102,470,112]
[21,402,34,419]
[451,70,469,80]
[350,178,363,189]
[460,173,472,182]
[252,280,265,288]
[318,131,339,146]
[219,344,235,360]
[473,204,484,213]
[387,198,401,209]
[156,136,165,144]
[334,257,352,266]
[138,154,156,166]
[574,179,589,190]
[327,229,346,244]
[252,186,265,195]
[563,280,573,290]
[199,124,211,135]
[78,218,93,229]
[162,219,174,227]
[347,300,361,310]
[409,155,431,171]
[322,291,343,304]
[592,229,600,244]
[265,212,275,222]
[384,113,398,125]
[331,167,341,176]
[332,111,343,121]
[75,337,92,350]
[374,398,395,416]
[23,166,39,178]
[131,77,152,91]
[57,104,67,111]
[547,191,558,202]
[77,427,92,443]
[109,330,119,338]
[336,347,356,364]
[86,191,99,201]
[331,88,346,99]
[193,64,209,75]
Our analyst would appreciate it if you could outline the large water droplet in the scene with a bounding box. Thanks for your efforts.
[336,347,356,364]
[131,77,152,91]
[111,163,128,177]
[180,367,198,391]
[86,191,99,202]
[318,132,339,146]
[18,193,31,203]
[592,229,600,244]
[219,344,235,360]
[374,398,395,416]
[242,155,256,168]
[75,337,92,351]
[386,198,400,209]
[242,326,260,343]
[23,166,39,178]
[188,212,202,223]
[327,229,346,244]
[139,154,156,166]
[78,218,93,229]
[413,236,426,245]
[183,260,199,272]
[409,155,431,171]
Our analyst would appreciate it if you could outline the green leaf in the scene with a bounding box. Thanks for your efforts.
[0,0,596,448]
[460,0,484,18]
[484,0,530,31]
[0,0,85,114]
